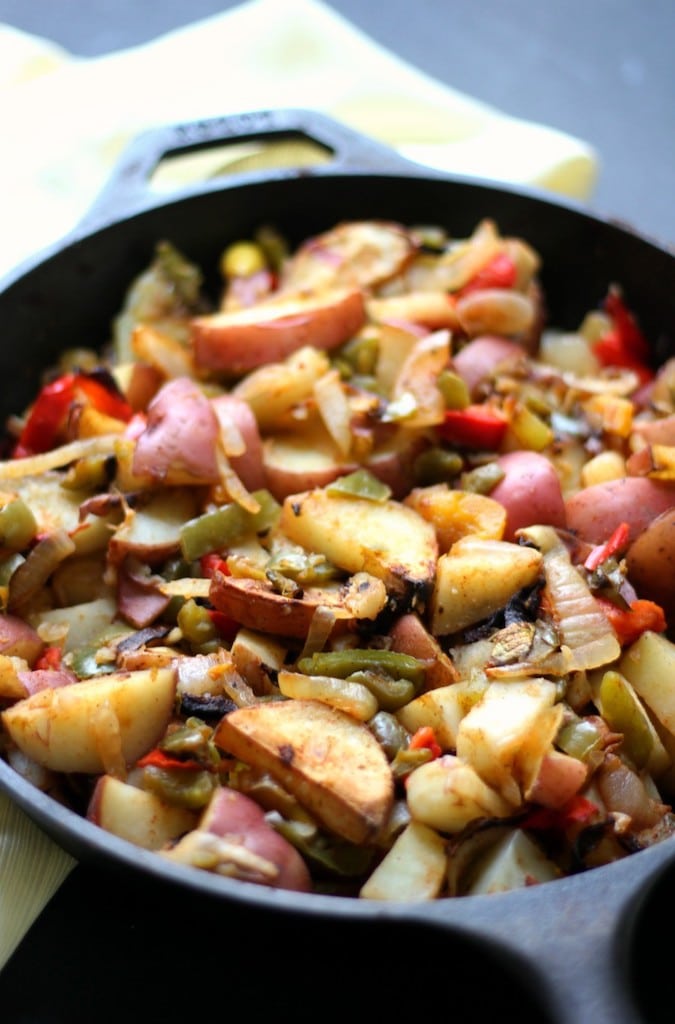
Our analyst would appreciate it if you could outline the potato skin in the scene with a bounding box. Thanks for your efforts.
[489,450,566,541]
[200,787,312,893]
[626,508,675,619]
[566,477,675,545]
[191,288,366,374]
[0,614,44,663]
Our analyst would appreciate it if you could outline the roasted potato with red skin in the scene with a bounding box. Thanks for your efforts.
[191,288,366,374]
[0,614,44,664]
[489,450,567,541]
[566,476,675,545]
[214,699,394,845]
[199,786,312,893]
[209,571,388,640]
[625,508,675,620]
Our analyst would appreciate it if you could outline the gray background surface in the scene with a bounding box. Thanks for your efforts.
[0,0,673,247]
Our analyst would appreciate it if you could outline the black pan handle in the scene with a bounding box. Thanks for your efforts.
[76,108,428,235]
[407,835,675,1024]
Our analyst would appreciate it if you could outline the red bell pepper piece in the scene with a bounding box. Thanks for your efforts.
[200,553,231,578]
[136,748,203,772]
[34,645,63,671]
[596,596,667,646]
[583,521,631,572]
[14,372,133,457]
[208,608,239,641]
[458,252,518,296]
[408,726,442,760]
[592,288,653,385]
[523,793,598,832]
[437,404,508,449]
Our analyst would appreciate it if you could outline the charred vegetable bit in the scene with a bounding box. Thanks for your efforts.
[1,215,674,903]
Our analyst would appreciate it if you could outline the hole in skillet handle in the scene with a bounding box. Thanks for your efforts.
[74,107,424,237]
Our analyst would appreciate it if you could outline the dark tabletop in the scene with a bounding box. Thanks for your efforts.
[0,3,673,1021]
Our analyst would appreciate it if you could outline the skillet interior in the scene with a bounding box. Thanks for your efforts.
[1,167,673,427]
[1,111,674,1022]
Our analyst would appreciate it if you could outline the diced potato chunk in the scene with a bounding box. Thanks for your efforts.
[405,754,513,833]
[430,537,542,635]
[360,822,447,901]
[464,829,560,895]
[1,667,176,773]
[280,488,437,600]
[456,679,561,805]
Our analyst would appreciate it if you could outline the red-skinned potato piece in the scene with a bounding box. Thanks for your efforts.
[0,614,44,664]
[200,786,311,893]
[389,612,459,689]
[625,507,675,620]
[211,393,266,491]
[452,336,527,397]
[262,430,357,503]
[566,477,675,545]
[191,288,366,375]
[209,571,387,640]
[488,450,567,541]
[132,376,220,484]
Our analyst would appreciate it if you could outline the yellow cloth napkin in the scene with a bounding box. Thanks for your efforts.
[0,0,598,970]
[0,0,597,279]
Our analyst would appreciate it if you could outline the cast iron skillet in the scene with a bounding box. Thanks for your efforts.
[1,109,674,1024]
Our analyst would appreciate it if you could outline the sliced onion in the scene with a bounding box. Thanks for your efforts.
[531,526,621,671]
[8,529,77,613]
[455,288,535,338]
[313,368,353,457]
[388,330,450,428]
[0,435,119,480]
[300,605,337,660]
[562,368,640,396]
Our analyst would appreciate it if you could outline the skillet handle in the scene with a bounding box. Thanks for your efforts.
[414,841,675,1024]
[77,107,423,234]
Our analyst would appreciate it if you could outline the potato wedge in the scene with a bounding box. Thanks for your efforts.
[280,487,438,602]
[404,485,507,551]
[405,754,513,833]
[396,682,478,750]
[263,430,357,502]
[619,631,675,738]
[0,614,44,663]
[209,571,388,639]
[625,508,675,621]
[87,774,197,850]
[464,829,560,895]
[388,612,459,690]
[230,628,287,696]
[430,536,543,635]
[107,488,200,566]
[191,288,366,374]
[213,699,394,844]
[367,291,460,331]
[456,679,561,805]
[232,345,330,431]
[281,220,416,292]
[1,667,176,773]
[359,821,447,901]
